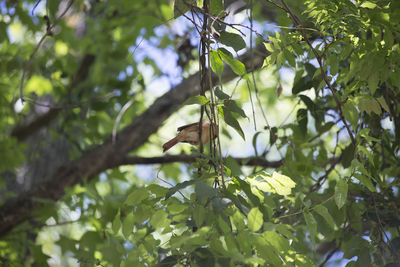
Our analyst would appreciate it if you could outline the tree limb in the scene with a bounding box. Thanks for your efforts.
[116,155,283,168]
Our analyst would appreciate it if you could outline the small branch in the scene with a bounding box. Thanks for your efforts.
[112,96,135,144]
[279,0,356,145]
[308,156,341,195]
[371,192,400,262]
[11,108,59,141]
[319,246,339,267]
[20,0,75,102]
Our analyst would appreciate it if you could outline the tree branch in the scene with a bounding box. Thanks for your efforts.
[116,155,283,168]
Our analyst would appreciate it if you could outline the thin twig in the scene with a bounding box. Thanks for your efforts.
[20,0,75,102]
[279,0,356,144]
[112,96,135,144]
[156,169,188,200]
[319,246,339,267]
[371,192,400,262]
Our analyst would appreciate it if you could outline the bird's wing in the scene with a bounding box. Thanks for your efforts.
[177,122,199,132]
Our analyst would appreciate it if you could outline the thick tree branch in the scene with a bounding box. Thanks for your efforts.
[116,155,283,168]
[11,108,60,141]
[0,45,267,237]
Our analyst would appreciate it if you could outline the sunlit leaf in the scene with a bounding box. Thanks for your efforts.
[150,210,169,228]
[184,95,210,105]
[218,48,246,76]
[210,50,224,77]
[247,207,263,231]
[247,171,296,195]
[112,211,121,234]
[122,213,134,238]
[360,1,377,8]
[125,188,149,205]
[335,179,348,209]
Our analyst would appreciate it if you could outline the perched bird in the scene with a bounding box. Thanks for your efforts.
[162,121,218,152]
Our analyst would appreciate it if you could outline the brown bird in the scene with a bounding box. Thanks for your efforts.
[162,121,218,152]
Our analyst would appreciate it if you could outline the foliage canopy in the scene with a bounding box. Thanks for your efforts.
[0,0,400,266]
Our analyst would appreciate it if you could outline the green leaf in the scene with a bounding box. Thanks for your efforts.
[272,172,296,189]
[292,76,315,94]
[283,49,296,67]
[234,177,262,209]
[167,203,187,214]
[377,98,389,112]
[247,207,263,231]
[297,108,308,136]
[183,95,209,105]
[159,255,178,266]
[125,188,149,205]
[219,31,246,52]
[231,210,246,231]
[276,51,283,69]
[264,42,274,53]
[210,0,223,15]
[342,100,359,131]
[210,50,224,77]
[224,99,246,118]
[247,171,296,196]
[195,181,217,202]
[218,48,246,76]
[304,211,317,247]
[165,180,197,199]
[147,184,169,198]
[225,156,242,177]
[313,204,336,229]
[223,107,245,140]
[353,173,376,192]
[368,72,379,95]
[252,235,281,265]
[112,211,121,234]
[174,0,191,18]
[122,213,134,238]
[341,143,355,168]
[299,95,316,113]
[360,1,377,8]
[335,179,348,209]
[263,231,290,252]
[358,96,381,115]
[150,210,169,228]
[193,205,206,227]
[215,87,229,100]
[217,217,231,234]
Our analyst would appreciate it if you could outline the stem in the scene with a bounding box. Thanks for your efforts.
[279,0,356,145]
